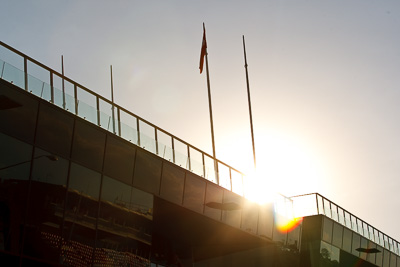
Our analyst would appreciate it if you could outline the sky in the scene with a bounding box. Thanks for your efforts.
[1,0,400,240]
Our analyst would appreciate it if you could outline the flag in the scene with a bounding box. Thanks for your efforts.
[199,23,207,74]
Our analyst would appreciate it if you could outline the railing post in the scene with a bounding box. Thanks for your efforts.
[172,138,175,163]
[187,145,191,170]
[202,153,205,178]
[96,97,100,126]
[50,71,54,103]
[155,128,158,155]
[229,168,232,192]
[136,119,140,146]
[24,57,28,91]
[74,84,78,115]
[117,108,121,137]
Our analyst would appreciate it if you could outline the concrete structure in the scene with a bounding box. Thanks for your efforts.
[0,41,399,266]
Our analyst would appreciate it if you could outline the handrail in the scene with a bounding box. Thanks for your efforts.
[291,193,400,255]
[0,40,246,195]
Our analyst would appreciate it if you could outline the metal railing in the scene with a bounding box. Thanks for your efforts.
[291,193,400,256]
[0,40,245,196]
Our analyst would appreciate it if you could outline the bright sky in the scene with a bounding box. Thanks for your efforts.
[1,1,400,240]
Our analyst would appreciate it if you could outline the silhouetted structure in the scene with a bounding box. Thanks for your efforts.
[0,41,399,266]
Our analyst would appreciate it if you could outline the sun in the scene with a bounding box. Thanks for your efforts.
[242,130,324,201]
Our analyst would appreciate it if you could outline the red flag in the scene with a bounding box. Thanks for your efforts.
[199,23,207,74]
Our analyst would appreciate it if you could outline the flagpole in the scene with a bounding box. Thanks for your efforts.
[202,23,219,184]
[242,35,257,169]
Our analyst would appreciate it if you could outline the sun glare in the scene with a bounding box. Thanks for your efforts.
[236,130,324,231]
[241,131,324,201]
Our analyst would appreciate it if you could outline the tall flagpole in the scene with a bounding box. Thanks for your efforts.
[242,35,257,169]
[200,23,219,184]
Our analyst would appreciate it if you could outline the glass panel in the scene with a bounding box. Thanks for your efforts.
[0,45,24,70]
[99,98,118,134]
[139,120,156,154]
[323,199,331,218]
[320,241,340,266]
[173,139,189,169]
[204,154,216,184]
[221,190,242,228]
[351,215,358,232]
[342,228,352,253]
[0,133,32,255]
[27,73,51,100]
[23,148,68,263]
[31,148,68,186]
[287,221,302,250]
[68,163,101,200]
[390,253,397,267]
[331,203,338,222]
[27,61,50,98]
[257,203,274,239]
[103,135,136,185]
[72,120,106,172]
[231,170,243,196]
[337,207,345,225]
[367,241,376,265]
[0,59,25,88]
[352,233,361,257]
[332,223,343,248]
[317,195,324,215]
[357,219,363,236]
[322,217,333,243]
[77,87,97,124]
[241,199,259,234]
[292,194,318,218]
[52,74,75,112]
[385,236,390,250]
[119,110,138,145]
[376,246,383,266]
[36,103,74,158]
[217,163,231,190]
[189,147,203,177]
[0,83,39,142]
[183,173,206,214]
[0,132,33,181]
[160,163,185,205]
[362,222,369,239]
[96,176,152,265]
[344,212,351,228]
[368,226,374,242]
[203,183,223,221]
[62,163,101,266]
[383,249,390,267]
[360,237,368,260]
[132,150,162,195]
[157,130,173,162]
[375,229,380,246]
[380,233,385,247]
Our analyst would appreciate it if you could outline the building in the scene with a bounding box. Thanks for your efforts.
[0,41,399,266]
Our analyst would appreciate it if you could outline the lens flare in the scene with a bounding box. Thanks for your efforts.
[275,216,303,233]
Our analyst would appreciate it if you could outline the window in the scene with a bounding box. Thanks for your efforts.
[133,149,162,195]
[35,103,74,158]
[71,120,106,172]
[322,217,333,243]
[183,173,206,214]
[160,163,185,205]
[103,135,136,185]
